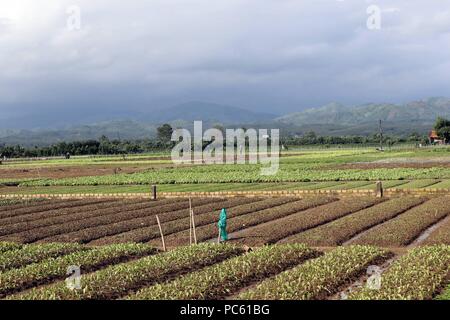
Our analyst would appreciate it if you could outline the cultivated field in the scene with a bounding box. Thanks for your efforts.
[0,147,449,300]
[0,242,448,300]
[3,148,450,195]
[1,196,449,249]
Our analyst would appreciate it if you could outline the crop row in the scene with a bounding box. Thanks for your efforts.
[350,245,450,300]
[126,244,320,300]
[89,197,291,245]
[239,197,382,246]
[9,243,243,300]
[0,199,140,235]
[0,199,96,220]
[238,245,390,300]
[0,242,22,254]
[151,196,337,248]
[0,243,156,297]
[393,179,440,189]
[0,198,218,243]
[0,198,152,227]
[423,216,450,245]
[18,163,450,186]
[0,199,50,213]
[349,197,450,246]
[284,197,426,246]
[437,285,450,300]
[0,243,84,272]
[45,197,257,244]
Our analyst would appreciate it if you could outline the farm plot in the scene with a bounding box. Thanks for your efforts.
[237,246,390,300]
[9,243,242,300]
[229,197,382,246]
[1,242,448,300]
[0,243,156,297]
[350,245,450,300]
[0,199,150,234]
[281,197,426,246]
[149,197,337,248]
[0,198,220,243]
[45,197,258,244]
[89,197,292,246]
[0,199,107,220]
[126,244,320,300]
[348,197,450,247]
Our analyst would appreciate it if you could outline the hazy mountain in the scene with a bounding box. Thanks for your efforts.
[277,97,450,125]
[1,98,450,146]
[0,121,157,146]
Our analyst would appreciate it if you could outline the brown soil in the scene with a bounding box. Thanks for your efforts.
[0,198,217,243]
[0,165,159,180]
[1,196,449,248]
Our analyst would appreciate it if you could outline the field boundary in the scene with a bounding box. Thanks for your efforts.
[1,188,449,200]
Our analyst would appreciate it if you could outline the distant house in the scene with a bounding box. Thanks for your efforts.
[429,130,446,145]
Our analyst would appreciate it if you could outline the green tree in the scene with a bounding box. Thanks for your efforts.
[434,117,450,142]
[157,124,174,145]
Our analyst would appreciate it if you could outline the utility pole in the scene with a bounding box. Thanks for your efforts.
[378,120,384,151]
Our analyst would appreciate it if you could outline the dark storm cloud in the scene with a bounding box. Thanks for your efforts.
[0,0,450,122]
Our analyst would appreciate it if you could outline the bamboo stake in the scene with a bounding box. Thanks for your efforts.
[191,209,198,245]
[189,198,193,245]
[156,215,166,252]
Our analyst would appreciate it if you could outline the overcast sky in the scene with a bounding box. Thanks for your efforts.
[1,0,450,122]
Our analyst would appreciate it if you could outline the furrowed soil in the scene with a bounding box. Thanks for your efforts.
[0,198,216,243]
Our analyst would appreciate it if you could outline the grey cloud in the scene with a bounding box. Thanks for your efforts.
[0,0,450,125]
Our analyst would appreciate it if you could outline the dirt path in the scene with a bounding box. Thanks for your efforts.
[408,214,450,247]
[330,251,402,300]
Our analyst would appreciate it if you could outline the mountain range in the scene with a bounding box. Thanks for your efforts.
[1,98,450,146]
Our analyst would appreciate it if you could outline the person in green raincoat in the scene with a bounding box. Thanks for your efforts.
[218,208,228,242]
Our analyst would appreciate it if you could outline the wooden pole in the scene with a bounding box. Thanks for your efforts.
[191,209,198,245]
[152,185,157,201]
[189,198,193,245]
[376,181,383,198]
[156,215,166,252]
[217,228,221,244]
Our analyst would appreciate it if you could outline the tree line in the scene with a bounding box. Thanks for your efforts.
[1,119,448,159]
